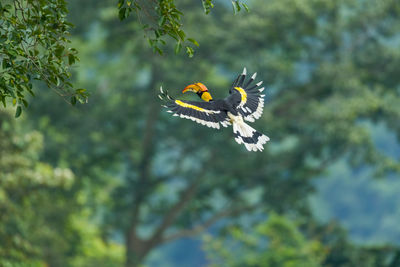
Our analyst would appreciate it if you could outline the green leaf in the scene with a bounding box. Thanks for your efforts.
[155,46,163,55]
[231,0,241,14]
[71,96,77,106]
[75,88,86,94]
[202,0,215,14]
[235,1,241,12]
[22,99,28,108]
[187,38,199,47]
[0,96,6,108]
[15,106,22,118]
[2,58,8,69]
[242,3,249,12]
[186,46,194,57]
[118,0,125,8]
[55,46,64,58]
[68,54,75,65]
[27,85,35,96]
[118,7,126,20]
[177,30,186,41]
[175,42,182,54]
[167,32,179,41]
[158,15,166,26]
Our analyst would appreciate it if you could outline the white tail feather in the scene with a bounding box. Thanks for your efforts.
[232,120,270,152]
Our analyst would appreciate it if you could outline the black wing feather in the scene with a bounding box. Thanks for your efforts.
[158,87,231,129]
[228,68,266,122]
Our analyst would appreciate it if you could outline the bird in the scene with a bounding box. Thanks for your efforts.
[158,68,270,152]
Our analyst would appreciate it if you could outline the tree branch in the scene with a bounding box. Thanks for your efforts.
[147,151,216,247]
[148,172,203,245]
[161,205,258,244]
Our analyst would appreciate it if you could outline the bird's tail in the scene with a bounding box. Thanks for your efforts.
[232,120,270,152]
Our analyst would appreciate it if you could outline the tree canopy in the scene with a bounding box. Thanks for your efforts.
[0,0,87,116]
[0,0,247,117]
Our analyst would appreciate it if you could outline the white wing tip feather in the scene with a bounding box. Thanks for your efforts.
[251,72,257,79]
[242,67,247,75]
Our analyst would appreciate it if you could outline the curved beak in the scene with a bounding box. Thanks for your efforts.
[182,84,197,94]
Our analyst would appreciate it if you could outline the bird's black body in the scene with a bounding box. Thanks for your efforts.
[158,68,269,151]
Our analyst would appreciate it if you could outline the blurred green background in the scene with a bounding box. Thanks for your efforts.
[1,0,400,266]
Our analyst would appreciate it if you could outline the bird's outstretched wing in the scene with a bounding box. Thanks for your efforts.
[229,68,265,122]
[158,87,231,129]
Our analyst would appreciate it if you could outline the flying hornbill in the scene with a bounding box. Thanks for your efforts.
[158,68,270,152]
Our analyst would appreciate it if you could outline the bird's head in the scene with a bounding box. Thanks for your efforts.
[182,82,213,102]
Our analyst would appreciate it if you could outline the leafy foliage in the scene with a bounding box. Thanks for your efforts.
[204,214,326,267]
[231,0,249,14]
[0,108,123,266]
[202,0,215,14]
[0,0,246,114]
[307,221,400,267]
[206,216,400,267]
[117,0,247,57]
[0,0,88,116]
[0,109,75,265]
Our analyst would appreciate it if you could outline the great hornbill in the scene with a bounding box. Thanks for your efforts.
[158,68,270,152]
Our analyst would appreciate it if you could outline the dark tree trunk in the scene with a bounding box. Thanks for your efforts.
[125,233,152,267]
[125,64,161,267]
